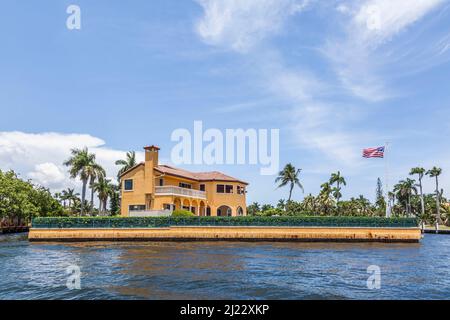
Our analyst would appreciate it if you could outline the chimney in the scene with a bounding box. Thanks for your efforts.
[144,145,160,165]
[143,145,160,194]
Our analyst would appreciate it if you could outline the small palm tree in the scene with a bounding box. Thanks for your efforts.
[86,163,106,214]
[427,167,443,224]
[64,188,80,209]
[64,148,99,216]
[394,179,417,216]
[329,171,346,202]
[277,199,286,211]
[115,151,137,180]
[275,164,304,202]
[93,176,114,214]
[318,182,335,215]
[410,167,426,218]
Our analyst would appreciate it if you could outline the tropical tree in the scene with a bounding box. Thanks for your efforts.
[93,176,114,214]
[318,182,335,215]
[393,179,417,216]
[329,171,346,202]
[61,188,79,209]
[427,166,443,224]
[374,178,386,215]
[64,148,100,216]
[87,163,106,214]
[410,167,426,219]
[109,184,121,215]
[0,170,63,223]
[115,151,137,180]
[247,202,261,216]
[276,199,286,211]
[275,164,304,202]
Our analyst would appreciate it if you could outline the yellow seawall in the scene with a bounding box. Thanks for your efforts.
[28,226,422,243]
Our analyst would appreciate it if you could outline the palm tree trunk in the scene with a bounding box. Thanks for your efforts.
[419,179,425,217]
[90,185,95,215]
[288,184,294,202]
[337,182,340,202]
[435,177,442,224]
[81,180,87,216]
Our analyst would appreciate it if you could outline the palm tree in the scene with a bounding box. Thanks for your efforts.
[410,167,426,218]
[54,192,63,206]
[247,202,261,216]
[393,179,417,216]
[329,171,346,202]
[93,176,114,214]
[427,167,443,224]
[87,163,106,214]
[275,164,304,202]
[64,188,80,212]
[318,182,335,215]
[115,151,137,180]
[63,148,100,216]
[277,199,286,211]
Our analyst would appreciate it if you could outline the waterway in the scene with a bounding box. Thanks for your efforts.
[0,233,449,299]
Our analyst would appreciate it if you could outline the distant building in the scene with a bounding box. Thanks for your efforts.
[119,145,248,216]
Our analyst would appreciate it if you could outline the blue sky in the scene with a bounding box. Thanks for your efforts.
[1,0,450,205]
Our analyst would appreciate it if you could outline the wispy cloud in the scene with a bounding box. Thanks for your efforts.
[195,0,310,52]
[195,0,366,165]
[194,0,450,177]
[324,0,448,101]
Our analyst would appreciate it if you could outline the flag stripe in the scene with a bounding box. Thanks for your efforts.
[363,146,385,158]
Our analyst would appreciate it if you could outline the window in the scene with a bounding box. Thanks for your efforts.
[163,204,173,210]
[216,184,225,193]
[129,205,145,212]
[200,184,205,192]
[237,186,245,195]
[159,178,164,186]
[124,179,133,191]
[237,207,244,216]
[225,185,233,194]
[179,182,192,189]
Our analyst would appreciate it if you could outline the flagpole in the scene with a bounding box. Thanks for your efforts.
[384,141,391,218]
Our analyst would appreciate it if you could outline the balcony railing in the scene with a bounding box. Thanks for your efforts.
[155,186,207,199]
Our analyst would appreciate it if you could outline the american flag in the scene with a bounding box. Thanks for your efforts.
[363,146,385,158]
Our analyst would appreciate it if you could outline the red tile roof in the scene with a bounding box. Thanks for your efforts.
[120,163,247,185]
[155,164,249,185]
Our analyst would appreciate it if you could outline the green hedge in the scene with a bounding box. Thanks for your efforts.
[172,209,195,217]
[32,216,419,229]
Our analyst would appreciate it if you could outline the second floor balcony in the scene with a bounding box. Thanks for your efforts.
[155,186,207,200]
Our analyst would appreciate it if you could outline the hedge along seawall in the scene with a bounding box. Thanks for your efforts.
[32,216,419,229]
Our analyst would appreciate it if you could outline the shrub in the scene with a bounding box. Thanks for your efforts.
[172,209,195,217]
[32,216,419,229]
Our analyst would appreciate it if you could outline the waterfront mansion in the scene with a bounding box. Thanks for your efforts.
[119,145,248,216]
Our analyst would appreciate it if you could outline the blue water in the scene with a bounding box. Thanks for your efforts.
[0,234,449,300]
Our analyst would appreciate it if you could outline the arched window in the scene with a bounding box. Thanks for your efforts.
[217,205,232,217]
[237,207,244,216]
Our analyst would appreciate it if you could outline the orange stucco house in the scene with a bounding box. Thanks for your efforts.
[119,145,248,216]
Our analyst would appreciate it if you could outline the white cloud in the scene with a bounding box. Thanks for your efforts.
[195,0,310,52]
[353,0,444,47]
[325,0,446,101]
[28,163,66,188]
[0,131,144,192]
